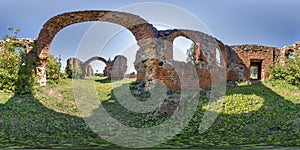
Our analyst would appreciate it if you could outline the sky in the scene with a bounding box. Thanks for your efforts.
[1,0,300,73]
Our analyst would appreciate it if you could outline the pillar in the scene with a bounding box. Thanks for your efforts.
[37,59,47,86]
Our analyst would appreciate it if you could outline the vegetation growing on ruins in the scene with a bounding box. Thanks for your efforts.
[271,55,300,87]
[0,78,299,148]
[0,27,299,149]
[0,27,61,93]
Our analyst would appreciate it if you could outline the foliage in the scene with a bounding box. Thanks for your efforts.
[186,43,196,64]
[0,27,38,95]
[270,56,300,87]
[0,27,24,92]
[94,72,103,77]
[46,55,61,84]
[65,65,83,79]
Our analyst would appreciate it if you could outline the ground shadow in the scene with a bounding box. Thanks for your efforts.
[0,54,120,149]
[94,78,116,83]
[168,82,300,149]
[1,57,299,148]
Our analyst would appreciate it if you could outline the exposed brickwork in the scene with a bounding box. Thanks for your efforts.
[66,58,93,77]
[230,45,279,81]
[33,10,296,89]
[35,10,157,85]
[110,55,127,79]
[82,56,109,77]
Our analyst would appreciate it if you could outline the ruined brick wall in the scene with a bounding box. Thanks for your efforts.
[110,55,128,79]
[35,10,296,89]
[66,58,93,77]
[0,38,35,54]
[35,10,157,85]
[134,29,229,89]
[36,11,156,61]
[82,56,108,77]
[229,45,280,81]
[281,41,300,63]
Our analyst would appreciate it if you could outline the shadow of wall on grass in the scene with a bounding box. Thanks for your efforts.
[0,54,118,149]
[179,82,300,148]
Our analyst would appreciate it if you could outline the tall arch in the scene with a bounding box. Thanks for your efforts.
[82,56,109,77]
[35,10,157,85]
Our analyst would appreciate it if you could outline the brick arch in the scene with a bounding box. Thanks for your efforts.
[284,49,295,58]
[82,56,109,77]
[165,29,227,65]
[35,10,157,85]
[159,29,219,64]
[36,10,156,60]
[215,39,228,67]
[83,56,108,66]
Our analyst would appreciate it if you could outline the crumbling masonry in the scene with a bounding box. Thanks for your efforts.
[19,10,298,89]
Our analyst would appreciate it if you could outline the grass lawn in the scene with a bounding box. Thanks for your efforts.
[0,77,299,149]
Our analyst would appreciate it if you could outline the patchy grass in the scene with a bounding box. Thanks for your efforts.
[0,78,299,149]
[0,91,12,104]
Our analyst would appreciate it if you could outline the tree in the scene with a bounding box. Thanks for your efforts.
[0,27,32,93]
[186,43,196,64]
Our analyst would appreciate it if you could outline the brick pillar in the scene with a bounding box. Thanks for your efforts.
[37,59,47,86]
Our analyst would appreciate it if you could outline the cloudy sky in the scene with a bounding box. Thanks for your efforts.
[1,0,299,72]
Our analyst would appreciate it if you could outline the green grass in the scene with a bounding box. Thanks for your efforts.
[0,78,299,149]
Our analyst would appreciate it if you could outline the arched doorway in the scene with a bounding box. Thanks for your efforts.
[35,10,156,85]
[82,56,109,77]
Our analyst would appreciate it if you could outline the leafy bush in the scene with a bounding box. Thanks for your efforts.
[65,65,83,79]
[0,45,21,92]
[46,55,61,84]
[0,27,23,92]
[0,27,62,93]
[270,56,300,87]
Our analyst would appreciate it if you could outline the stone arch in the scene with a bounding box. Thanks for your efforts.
[284,49,295,59]
[82,56,109,77]
[159,29,222,64]
[35,10,157,85]
[169,30,227,66]
[155,29,228,89]
[215,39,228,67]
[1,39,34,55]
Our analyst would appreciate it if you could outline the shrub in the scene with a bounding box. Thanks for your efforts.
[270,56,300,87]
[0,46,21,92]
[0,27,23,92]
[65,65,83,79]
[46,55,61,84]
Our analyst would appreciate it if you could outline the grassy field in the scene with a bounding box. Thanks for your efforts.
[0,77,299,149]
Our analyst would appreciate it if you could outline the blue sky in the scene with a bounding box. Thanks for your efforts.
[1,0,300,73]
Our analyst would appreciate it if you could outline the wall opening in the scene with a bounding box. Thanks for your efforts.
[89,60,107,78]
[216,47,224,66]
[285,49,295,59]
[250,59,262,80]
[173,36,194,62]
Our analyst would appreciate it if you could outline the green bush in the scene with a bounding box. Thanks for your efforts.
[65,65,83,79]
[0,46,21,92]
[46,55,61,84]
[271,56,300,87]
[0,27,62,93]
[0,27,23,92]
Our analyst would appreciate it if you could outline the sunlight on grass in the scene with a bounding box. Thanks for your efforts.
[221,94,264,114]
[94,77,136,101]
[263,80,300,104]
[0,91,12,104]
[11,78,297,148]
